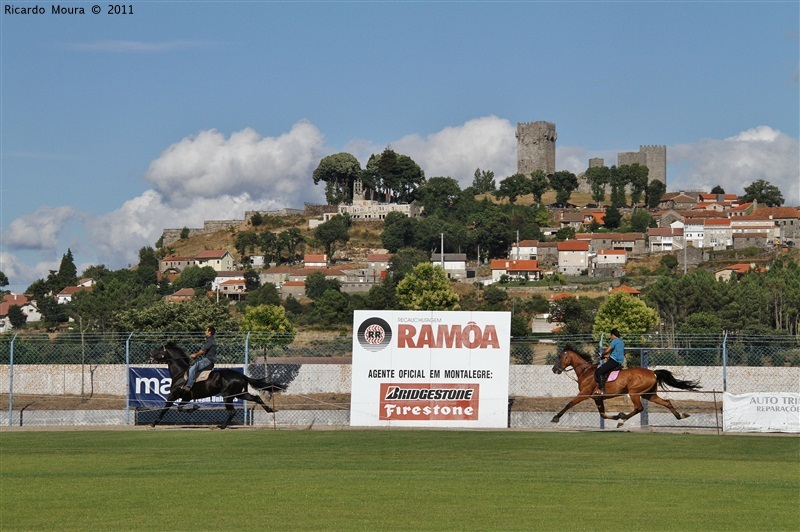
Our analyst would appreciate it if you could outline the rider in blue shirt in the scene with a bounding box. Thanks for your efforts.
[594,328,624,395]
[180,326,217,393]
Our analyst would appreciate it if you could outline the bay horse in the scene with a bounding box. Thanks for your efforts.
[551,346,701,428]
[148,342,283,429]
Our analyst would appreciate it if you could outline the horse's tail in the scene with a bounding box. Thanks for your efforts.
[244,375,286,394]
[654,369,702,391]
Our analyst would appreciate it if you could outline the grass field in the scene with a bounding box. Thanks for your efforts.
[1,429,798,531]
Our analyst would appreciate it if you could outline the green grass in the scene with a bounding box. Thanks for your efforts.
[1,430,798,531]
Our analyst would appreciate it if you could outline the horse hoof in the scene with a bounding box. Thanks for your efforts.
[150,423,156,428]
[616,421,625,428]
[550,416,560,423]
[681,413,690,419]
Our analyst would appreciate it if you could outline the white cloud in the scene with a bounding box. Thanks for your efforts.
[669,126,800,204]
[3,206,83,250]
[144,121,328,208]
[389,116,518,187]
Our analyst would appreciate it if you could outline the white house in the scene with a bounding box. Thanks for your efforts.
[194,250,236,271]
[431,253,467,280]
[508,240,538,260]
[557,240,590,275]
[211,271,246,292]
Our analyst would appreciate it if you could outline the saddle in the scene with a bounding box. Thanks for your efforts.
[606,370,621,383]
[181,369,214,384]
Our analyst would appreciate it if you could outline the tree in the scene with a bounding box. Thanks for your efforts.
[608,166,628,208]
[55,249,78,291]
[111,298,235,332]
[710,185,725,194]
[363,148,425,203]
[603,205,622,230]
[381,212,419,252]
[7,305,27,328]
[314,214,351,259]
[646,179,666,209]
[630,209,654,233]
[740,179,784,206]
[280,228,305,261]
[387,248,430,283]
[0,270,8,289]
[305,271,341,300]
[69,269,161,331]
[312,153,363,205]
[396,262,460,310]
[529,170,550,205]
[172,265,217,292]
[245,283,281,307]
[415,177,462,217]
[548,171,579,205]
[549,296,596,335]
[311,289,352,326]
[240,304,295,348]
[626,164,649,206]
[137,247,159,286]
[234,231,261,261]
[482,285,508,311]
[592,292,659,340]
[584,166,609,205]
[471,168,496,194]
[497,173,530,204]
[244,269,260,292]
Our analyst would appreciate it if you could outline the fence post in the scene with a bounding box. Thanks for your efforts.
[244,331,250,425]
[125,333,133,425]
[640,348,649,427]
[8,333,18,426]
[722,331,728,392]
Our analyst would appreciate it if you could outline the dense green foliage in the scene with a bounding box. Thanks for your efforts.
[1,431,797,531]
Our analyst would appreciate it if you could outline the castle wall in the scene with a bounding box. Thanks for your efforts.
[617,145,667,186]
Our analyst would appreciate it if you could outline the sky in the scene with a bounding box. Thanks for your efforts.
[1,1,798,293]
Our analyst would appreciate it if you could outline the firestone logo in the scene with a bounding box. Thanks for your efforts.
[357,317,393,352]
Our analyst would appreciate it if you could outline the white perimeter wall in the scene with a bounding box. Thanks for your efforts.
[1,364,798,398]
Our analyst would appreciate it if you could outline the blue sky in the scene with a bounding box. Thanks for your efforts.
[1,1,798,293]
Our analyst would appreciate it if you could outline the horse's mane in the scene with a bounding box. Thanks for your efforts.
[563,344,594,363]
[164,341,187,356]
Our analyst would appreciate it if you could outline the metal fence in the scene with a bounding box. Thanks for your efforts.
[1,332,798,430]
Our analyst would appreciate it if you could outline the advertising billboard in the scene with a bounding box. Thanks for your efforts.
[128,367,243,408]
[351,311,511,428]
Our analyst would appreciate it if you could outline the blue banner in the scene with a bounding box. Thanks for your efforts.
[128,367,244,408]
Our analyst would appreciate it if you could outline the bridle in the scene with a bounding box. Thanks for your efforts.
[150,345,188,363]
[553,349,580,383]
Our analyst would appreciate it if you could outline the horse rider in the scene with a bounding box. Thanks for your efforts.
[180,326,217,393]
[594,328,625,395]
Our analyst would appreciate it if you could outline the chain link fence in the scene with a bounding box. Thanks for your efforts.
[1,332,798,430]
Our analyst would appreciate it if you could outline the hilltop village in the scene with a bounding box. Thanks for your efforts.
[2,121,798,336]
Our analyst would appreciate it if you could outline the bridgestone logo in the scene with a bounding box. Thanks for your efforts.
[379,383,480,421]
[384,387,474,401]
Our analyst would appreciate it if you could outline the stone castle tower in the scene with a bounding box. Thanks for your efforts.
[516,121,557,176]
[617,145,667,185]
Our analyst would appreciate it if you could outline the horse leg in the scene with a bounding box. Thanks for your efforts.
[151,396,177,427]
[594,397,619,420]
[219,399,237,429]
[552,393,591,423]
[644,393,690,420]
[242,392,275,414]
[615,394,644,428]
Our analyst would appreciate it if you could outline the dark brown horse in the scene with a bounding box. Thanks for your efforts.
[551,346,701,428]
[148,342,283,429]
